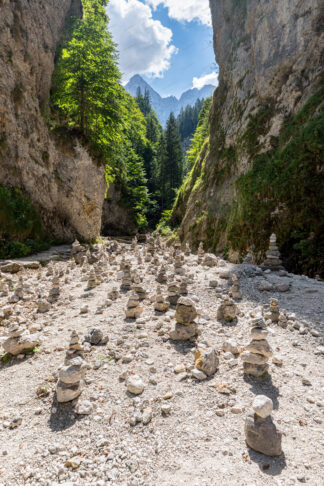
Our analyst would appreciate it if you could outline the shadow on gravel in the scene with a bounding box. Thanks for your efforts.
[0,353,35,371]
[169,340,195,356]
[247,449,286,476]
[243,374,280,410]
[48,395,78,432]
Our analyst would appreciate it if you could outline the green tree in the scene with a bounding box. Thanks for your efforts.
[52,0,123,160]
[187,97,212,169]
[158,112,184,209]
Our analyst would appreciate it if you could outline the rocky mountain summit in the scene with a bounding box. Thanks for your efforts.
[125,75,216,126]
[0,236,323,485]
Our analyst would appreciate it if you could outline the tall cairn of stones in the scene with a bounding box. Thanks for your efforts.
[265,298,280,324]
[179,278,188,296]
[245,396,282,456]
[87,268,98,290]
[261,234,284,271]
[133,283,147,301]
[167,281,180,306]
[197,242,204,264]
[48,275,60,303]
[169,297,198,341]
[174,251,184,276]
[241,318,273,377]
[217,296,238,323]
[56,331,87,403]
[185,243,190,256]
[121,262,132,291]
[229,274,242,300]
[125,293,143,319]
[157,264,167,284]
[154,286,170,313]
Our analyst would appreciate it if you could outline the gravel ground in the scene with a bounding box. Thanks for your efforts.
[0,241,323,486]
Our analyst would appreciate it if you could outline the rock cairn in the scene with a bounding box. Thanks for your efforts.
[131,236,138,251]
[261,233,284,271]
[169,297,198,341]
[265,298,279,323]
[185,243,190,256]
[146,235,155,257]
[202,253,217,267]
[121,263,132,291]
[108,287,119,300]
[154,286,170,313]
[125,293,143,319]
[179,278,188,296]
[241,318,272,377]
[245,395,282,456]
[174,252,184,275]
[48,275,60,303]
[87,268,98,290]
[3,321,39,356]
[229,274,242,300]
[217,296,238,323]
[197,242,204,264]
[167,281,180,306]
[71,240,87,264]
[243,252,253,264]
[157,264,167,284]
[133,283,147,301]
[56,331,87,403]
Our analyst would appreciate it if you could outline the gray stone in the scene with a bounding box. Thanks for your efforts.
[245,411,282,456]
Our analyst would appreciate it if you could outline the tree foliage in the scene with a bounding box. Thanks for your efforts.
[187,97,212,169]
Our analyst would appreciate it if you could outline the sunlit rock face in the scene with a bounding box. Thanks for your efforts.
[172,0,323,273]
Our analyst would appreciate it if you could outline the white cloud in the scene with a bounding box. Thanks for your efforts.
[145,0,211,26]
[192,72,219,89]
[107,0,177,82]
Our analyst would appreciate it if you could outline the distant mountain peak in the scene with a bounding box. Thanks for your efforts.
[125,75,215,126]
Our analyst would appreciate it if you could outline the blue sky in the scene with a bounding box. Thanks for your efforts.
[107,0,219,98]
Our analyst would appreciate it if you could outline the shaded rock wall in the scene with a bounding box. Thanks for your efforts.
[0,0,106,242]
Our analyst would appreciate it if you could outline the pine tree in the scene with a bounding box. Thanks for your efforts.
[159,113,184,208]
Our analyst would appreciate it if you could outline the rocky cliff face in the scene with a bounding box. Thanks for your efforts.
[172,0,324,275]
[0,0,106,242]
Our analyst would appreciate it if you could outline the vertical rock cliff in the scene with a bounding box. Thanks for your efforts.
[172,0,324,275]
[0,0,106,242]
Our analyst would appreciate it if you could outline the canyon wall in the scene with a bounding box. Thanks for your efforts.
[0,0,106,242]
[172,0,324,275]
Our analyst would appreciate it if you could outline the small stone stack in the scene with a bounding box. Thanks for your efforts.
[8,276,24,303]
[3,321,39,356]
[133,283,147,301]
[56,331,87,403]
[245,396,282,456]
[48,275,60,303]
[87,268,98,290]
[0,276,9,296]
[95,263,105,284]
[154,286,170,313]
[265,298,280,323]
[229,274,242,300]
[174,252,184,276]
[146,235,155,257]
[185,243,190,256]
[179,278,188,296]
[121,263,132,291]
[46,262,54,277]
[167,281,180,306]
[155,230,161,249]
[169,297,198,341]
[217,296,238,323]
[261,234,284,271]
[157,264,168,284]
[131,236,138,251]
[202,253,218,267]
[197,242,204,264]
[125,293,143,319]
[241,318,273,377]
[174,235,181,253]
[72,240,87,264]
[108,287,119,301]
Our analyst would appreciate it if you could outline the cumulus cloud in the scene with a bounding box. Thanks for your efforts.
[107,0,177,82]
[145,0,211,26]
[192,72,219,89]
